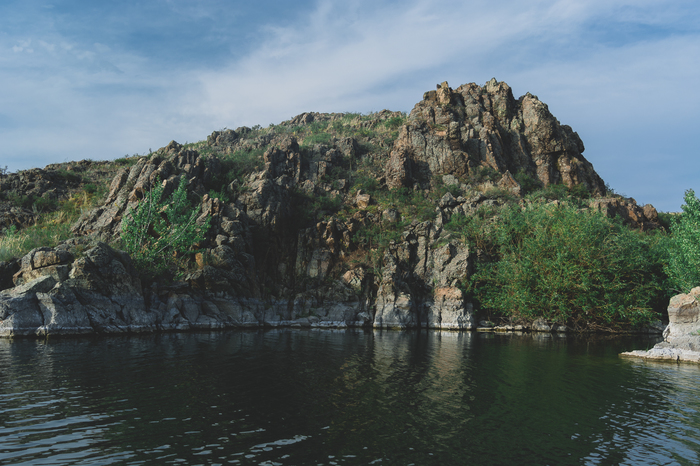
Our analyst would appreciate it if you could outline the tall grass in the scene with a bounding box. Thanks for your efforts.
[0,190,103,262]
[0,214,73,262]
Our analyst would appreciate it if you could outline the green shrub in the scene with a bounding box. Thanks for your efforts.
[55,169,83,184]
[354,128,376,139]
[463,203,669,330]
[665,189,700,293]
[32,197,58,213]
[514,171,543,194]
[527,183,569,201]
[469,166,501,184]
[208,189,230,204]
[307,121,329,134]
[290,189,345,229]
[314,193,343,213]
[302,132,333,146]
[113,156,138,166]
[656,211,675,231]
[568,183,590,199]
[353,218,408,274]
[8,193,33,209]
[384,116,406,130]
[352,174,379,194]
[121,176,210,276]
[210,147,265,193]
[483,187,517,203]
[432,176,461,199]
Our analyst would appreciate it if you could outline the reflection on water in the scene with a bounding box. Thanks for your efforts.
[0,330,698,465]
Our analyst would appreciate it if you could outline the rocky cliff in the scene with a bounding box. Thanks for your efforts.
[0,79,664,337]
[386,79,605,194]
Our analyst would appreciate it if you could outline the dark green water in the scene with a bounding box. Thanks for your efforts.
[1,330,699,465]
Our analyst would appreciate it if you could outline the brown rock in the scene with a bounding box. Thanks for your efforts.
[390,78,605,194]
[356,193,372,209]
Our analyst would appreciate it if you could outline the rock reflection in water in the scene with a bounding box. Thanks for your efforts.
[0,330,698,465]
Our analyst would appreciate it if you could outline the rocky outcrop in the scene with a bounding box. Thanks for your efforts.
[386,79,605,195]
[621,288,700,363]
[0,78,662,337]
[0,159,124,229]
[72,142,215,238]
[0,207,37,231]
[373,221,474,329]
[1,242,148,336]
[0,242,363,336]
[589,197,661,230]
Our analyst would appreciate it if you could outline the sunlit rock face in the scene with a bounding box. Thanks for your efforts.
[386,79,605,195]
[622,288,700,363]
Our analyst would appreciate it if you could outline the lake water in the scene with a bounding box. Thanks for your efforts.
[1,329,699,465]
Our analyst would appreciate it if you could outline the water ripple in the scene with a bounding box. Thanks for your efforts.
[0,331,698,465]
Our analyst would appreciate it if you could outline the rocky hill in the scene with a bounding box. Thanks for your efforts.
[0,79,665,336]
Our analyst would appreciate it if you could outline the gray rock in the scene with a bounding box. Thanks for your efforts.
[532,318,551,332]
[622,288,700,363]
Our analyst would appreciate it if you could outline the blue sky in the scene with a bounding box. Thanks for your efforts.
[1,0,698,212]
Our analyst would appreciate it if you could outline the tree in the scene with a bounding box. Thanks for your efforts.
[121,176,210,275]
[666,189,700,293]
[464,203,669,330]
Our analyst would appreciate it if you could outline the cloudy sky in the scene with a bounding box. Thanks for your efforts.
[1,0,698,211]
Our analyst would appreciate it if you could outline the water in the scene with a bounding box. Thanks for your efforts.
[1,330,699,465]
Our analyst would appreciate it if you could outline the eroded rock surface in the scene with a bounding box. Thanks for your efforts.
[621,288,700,363]
[386,79,605,195]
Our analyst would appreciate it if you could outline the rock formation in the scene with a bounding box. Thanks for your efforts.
[0,79,666,337]
[621,288,700,363]
[385,79,605,195]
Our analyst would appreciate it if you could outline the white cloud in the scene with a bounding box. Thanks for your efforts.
[193,0,700,126]
[1,0,698,210]
[12,39,33,53]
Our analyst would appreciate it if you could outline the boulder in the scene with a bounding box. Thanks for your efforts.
[621,288,700,362]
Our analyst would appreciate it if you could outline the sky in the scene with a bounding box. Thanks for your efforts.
[1,0,698,212]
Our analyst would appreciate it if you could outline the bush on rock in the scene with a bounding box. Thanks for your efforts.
[121,176,210,276]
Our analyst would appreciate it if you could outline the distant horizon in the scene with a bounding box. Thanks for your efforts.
[1,1,698,212]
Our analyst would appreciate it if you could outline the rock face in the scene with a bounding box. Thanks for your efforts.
[385,79,605,195]
[1,242,147,336]
[590,197,661,230]
[373,222,474,329]
[621,288,700,363]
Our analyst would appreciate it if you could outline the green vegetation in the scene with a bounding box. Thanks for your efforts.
[469,166,501,184]
[514,171,543,195]
[121,177,210,276]
[2,107,686,334]
[0,189,104,262]
[55,169,83,184]
[447,202,670,330]
[302,132,333,146]
[114,156,139,166]
[665,189,700,293]
[208,147,265,195]
[0,218,73,263]
[290,189,345,229]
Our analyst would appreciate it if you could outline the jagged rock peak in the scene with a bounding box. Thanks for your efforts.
[385,78,605,196]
